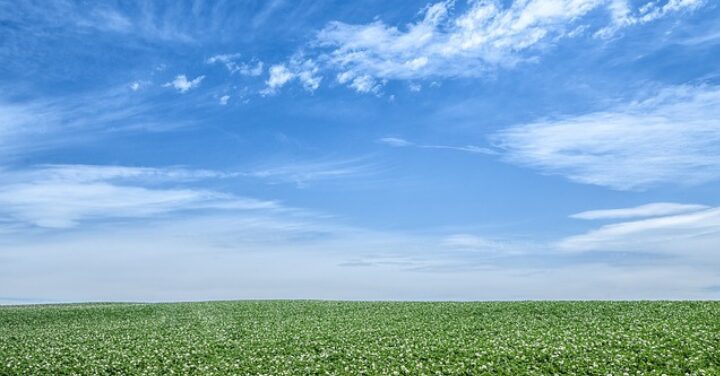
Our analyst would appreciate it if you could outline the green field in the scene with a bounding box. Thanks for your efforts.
[1,301,719,375]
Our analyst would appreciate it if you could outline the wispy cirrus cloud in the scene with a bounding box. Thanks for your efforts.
[0,86,202,161]
[0,98,107,161]
[4,1,219,43]
[0,101,53,157]
[494,85,720,190]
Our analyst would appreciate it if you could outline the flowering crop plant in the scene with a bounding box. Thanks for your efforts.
[1,301,718,375]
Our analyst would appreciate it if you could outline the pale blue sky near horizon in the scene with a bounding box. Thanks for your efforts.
[1,0,720,303]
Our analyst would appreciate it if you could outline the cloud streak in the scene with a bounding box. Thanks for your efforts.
[571,203,710,220]
[379,137,497,155]
[244,158,376,187]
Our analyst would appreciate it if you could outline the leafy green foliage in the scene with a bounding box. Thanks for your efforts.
[1,301,718,375]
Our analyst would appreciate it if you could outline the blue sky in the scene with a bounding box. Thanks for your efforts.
[2,0,720,303]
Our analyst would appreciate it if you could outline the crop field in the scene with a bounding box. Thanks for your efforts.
[1,301,719,375]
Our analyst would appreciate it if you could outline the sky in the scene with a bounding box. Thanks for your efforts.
[1,0,720,303]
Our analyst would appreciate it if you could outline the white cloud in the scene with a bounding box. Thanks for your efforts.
[206,54,264,76]
[571,203,709,220]
[241,61,265,77]
[494,85,720,190]
[0,165,277,228]
[262,58,322,95]
[311,0,702,91]
[263,65,295,94]
[219,95,230,105]
[206,53,241,65]
[297,69,322,91]
[129,81,141,91]
[337,71,382,94]
[164,74,205,93]
[349,75,380,94]
[559,206,720,259]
